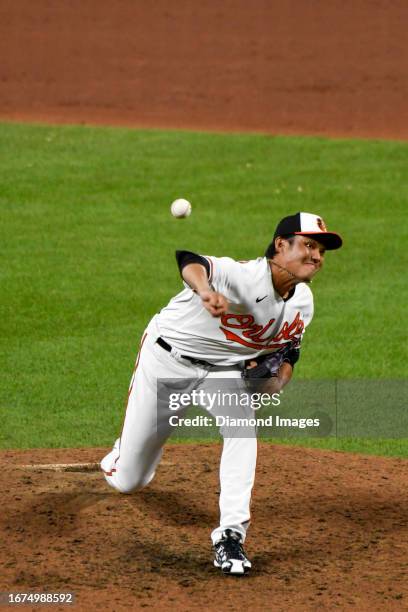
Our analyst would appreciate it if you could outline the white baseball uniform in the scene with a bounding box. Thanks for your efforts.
[101,254,313,544]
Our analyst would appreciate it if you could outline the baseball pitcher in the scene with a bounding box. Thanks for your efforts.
[101,211,342,575]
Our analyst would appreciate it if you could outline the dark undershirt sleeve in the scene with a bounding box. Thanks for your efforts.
[282,347,300,368]
[175,250,211,278]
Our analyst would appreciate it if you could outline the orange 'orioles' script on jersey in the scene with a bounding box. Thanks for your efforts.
[219,312,305,350]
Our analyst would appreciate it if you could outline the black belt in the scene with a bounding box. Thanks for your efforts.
[156,337,213,368]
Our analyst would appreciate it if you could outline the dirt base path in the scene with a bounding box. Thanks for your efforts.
[1,444,407,610]
[0,1,407,139]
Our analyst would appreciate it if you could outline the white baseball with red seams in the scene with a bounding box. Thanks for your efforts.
[101,254,313,546]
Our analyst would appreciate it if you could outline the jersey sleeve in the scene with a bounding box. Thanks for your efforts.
[175,250,211,277]
[176,252,244,296]
[299,285,314,328]
[283,284,314,369]
[201,255,244,295]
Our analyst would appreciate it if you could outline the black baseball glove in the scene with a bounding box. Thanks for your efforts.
[242,341,300,385]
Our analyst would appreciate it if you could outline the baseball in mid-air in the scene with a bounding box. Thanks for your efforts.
[170,198,192,218]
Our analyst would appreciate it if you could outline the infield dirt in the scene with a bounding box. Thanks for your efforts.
[0,0,407,139]
[1,445,407,611]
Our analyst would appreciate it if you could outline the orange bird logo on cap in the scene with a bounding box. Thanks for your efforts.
[317,217,327,232]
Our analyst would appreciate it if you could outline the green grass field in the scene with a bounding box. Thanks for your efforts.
[1,122,407,454]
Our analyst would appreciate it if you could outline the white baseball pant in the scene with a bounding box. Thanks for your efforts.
[101,330,257,545]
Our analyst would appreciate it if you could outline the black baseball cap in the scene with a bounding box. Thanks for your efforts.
[273,212,343,250]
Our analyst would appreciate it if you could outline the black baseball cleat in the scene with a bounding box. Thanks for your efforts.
[213,529,252,575]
